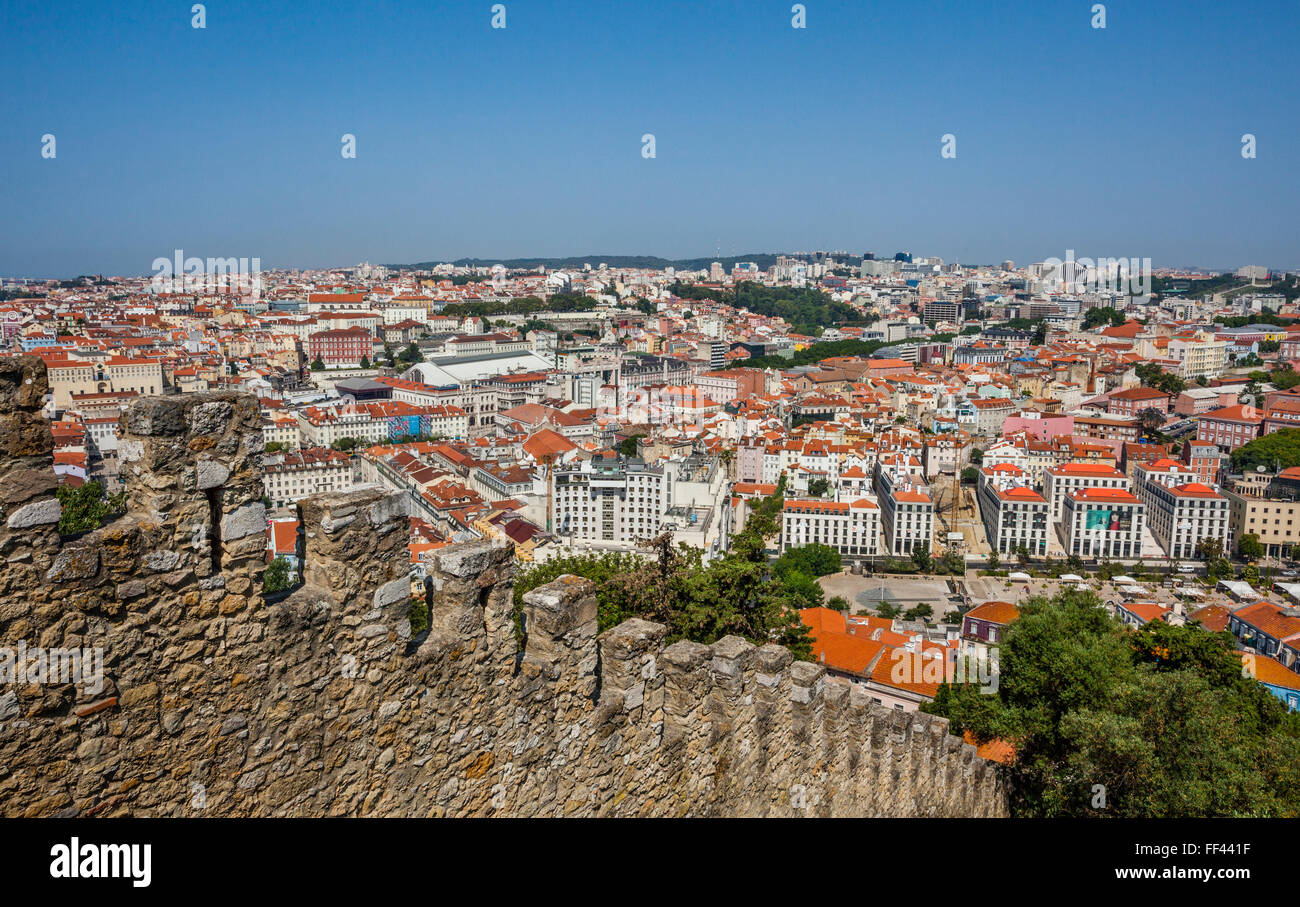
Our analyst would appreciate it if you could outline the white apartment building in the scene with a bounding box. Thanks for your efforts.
[875,464,934,557]
[1062,487,1146,559]
[979,440,1029,474]
[1132,458,1199,501]
[977,475,1049,556]
[379,377,499,432]
[836,465,874,499]
[762,441,804,485]
[1143,481,1231,560]
[552,457,670,546]
[978,462,1030,492]
[694,372,740,406]
[296,404,390,448]
[263,447,357,508]
[1044,462,1130,523]
[780,498,880,559]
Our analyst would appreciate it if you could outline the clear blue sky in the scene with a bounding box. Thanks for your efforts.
[2,0,1297,277]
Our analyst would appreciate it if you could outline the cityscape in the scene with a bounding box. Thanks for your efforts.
[1,0,1296,884]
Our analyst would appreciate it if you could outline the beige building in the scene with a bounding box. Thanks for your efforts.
[44,354,164,413]
[1167,335,1228,379]
[1224,489,1300,558]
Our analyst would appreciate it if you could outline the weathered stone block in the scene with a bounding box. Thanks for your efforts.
[221,503,266,541]
[6,497,60,529]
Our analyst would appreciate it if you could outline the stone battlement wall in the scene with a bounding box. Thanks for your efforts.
[0,358,1007,817]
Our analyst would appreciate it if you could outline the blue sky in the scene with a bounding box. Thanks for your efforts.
[2,0,1297,276]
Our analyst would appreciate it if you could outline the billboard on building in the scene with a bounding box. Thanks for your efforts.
[1085,509,1131,532]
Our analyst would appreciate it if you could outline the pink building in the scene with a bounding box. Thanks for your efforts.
[1002,412,1074,442]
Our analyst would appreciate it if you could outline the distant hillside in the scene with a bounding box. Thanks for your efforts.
[385,253,787,272]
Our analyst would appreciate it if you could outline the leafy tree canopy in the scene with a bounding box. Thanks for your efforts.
[1082,307,1126,329]
[56,480,126,536]
[925,590,1300,817]
[1230,428,1300,472]
[1133,363,1186,395]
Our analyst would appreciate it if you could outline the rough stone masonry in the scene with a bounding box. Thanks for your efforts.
[0,357,1007,817]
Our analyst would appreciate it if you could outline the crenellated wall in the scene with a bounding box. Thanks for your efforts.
[0,358,1007,817]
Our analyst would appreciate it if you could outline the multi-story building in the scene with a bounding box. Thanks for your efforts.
[960,600,1018,655]
[444,332,530,358]
[1196,404,1262,452]
[1174,386,1231,416]
[552,456,669,546]
[1182,439,1227,484]
[1223,488,1300,558]
[922,300,960,326]
[952,343,1007,366]
[966,397,1016,437]
[1229,601,1300,664]
[418,405,469,440]
[296,399,437,448]
[1168,335,1228,379]
[1262,395,1300,435]
[977,479,1049,557]
[262,411,301,448]
[472,462,535,503]
[780,498,880,559]
[875,464,934,557]
[1062,487,1146,559]
[977,462,1029,492]
[1143,481,1230,560]
[1043,462,1130,523]
[263,447,356,508]
[1107,386,1171,418]
[42,354,165,413]
[377,376,499,432]
[307,326,373,368]
[1132,457,1199,501]
[1072,414,1140,444]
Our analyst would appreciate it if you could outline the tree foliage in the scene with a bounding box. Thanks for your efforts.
[772,542,841,579]
[1230,428,1300,472]
[1238,533,1264,561]
[1271,363,1300,391]
[911,540,932,572]
[1082,307,1126,329]
[56,480,126,536]
[1133,363,1186,395]
[671,281,856,337]
[925,590,1300,816]
[262,556,292,594]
